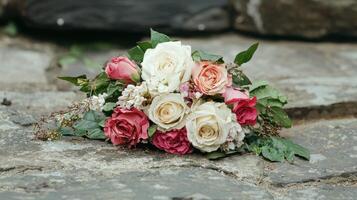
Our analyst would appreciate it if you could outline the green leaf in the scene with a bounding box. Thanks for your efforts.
[206,151,227,160]
[249,80,269,92]
[58,127,74,136]
[231,69,252,87]
[89,72,110,95]
[270,106,292,128]
[250,85,281,100]
[137,41,152,52]
[87,128,106,140]
[58,75,87,86]
[192,50,224,63]
[102,102,117,112]
[73,110,106,140]
[279,138,310,160]
[148,125,158,138]
[234,43,259,66]
[261,146,285,162]
[150,29,171,47]
[128,46,145,63]
[98,119,106,128]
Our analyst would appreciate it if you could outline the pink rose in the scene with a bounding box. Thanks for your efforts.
[192,61,231,95]
[104,107,149,147]
[152,128,193,155]
[105,56,140,84]
[223,87,258,126]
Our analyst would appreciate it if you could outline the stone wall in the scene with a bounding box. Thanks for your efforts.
[1,0,357,39]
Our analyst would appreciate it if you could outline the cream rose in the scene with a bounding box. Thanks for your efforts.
[186,101,234,152]
[148,93,189,131]
[141,41,194,94]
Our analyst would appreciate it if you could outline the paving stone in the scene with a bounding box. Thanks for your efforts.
[0,91,83,116]
[264,118,357,185]
[0,168,273,200]
[180,34,357,109]
[277,185,357,200]
[0,47,55,91]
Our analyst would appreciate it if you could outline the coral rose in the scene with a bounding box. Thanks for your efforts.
[152,128,192,155]
[192,61,231,95]
[105,56,140,84]
[223,87,258,126]
[104,107,149,147]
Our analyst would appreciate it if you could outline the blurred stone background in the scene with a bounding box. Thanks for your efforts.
[1,0,357,39]
[0,0,357,200]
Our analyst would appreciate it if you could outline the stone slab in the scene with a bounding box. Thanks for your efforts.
[0,91,83,116]
[264,118,357,185]
[0,36,56,91]
[277,185,357,200]
[0,168,273,200]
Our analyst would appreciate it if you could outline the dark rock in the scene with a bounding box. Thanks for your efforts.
[21,0,229,33]
[231,0,357,39]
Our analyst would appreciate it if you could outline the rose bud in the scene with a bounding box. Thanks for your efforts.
[105,56,140,84]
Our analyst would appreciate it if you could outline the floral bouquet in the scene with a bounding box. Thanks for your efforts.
[36,29,309,162]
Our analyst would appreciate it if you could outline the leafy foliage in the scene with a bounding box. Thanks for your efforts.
[192,50,224,63]
[59,72,112,96]
[229,67,252,87]
[128,46,145,63]
[234,43,259,66]
[245,134,310,162]
[250,81,292,128]
[151,29,171,47]
[60,110,107,140]
[128,29,171,63]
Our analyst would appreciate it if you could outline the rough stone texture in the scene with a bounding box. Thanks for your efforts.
[277,185,357,200]
[231,0,357,39]
[21,0,229,33]
[265,118,357,185]
[0,35,56,91]
[180,34,357,113]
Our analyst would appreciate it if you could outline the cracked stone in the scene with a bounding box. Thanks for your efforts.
[264,118,357,185]
[0,168,273,200]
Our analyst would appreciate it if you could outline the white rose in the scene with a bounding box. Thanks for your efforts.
[186,101,234,152]
[148,93,189,131]
[141,41,194,94]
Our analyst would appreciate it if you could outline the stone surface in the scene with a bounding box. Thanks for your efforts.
[264,118,357,185]
[0,168,273,200]
[0,35,56,91]
[231,0,357,39]
[21,0,229,33]
[0,91,83,116]
[277,185,357,200]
